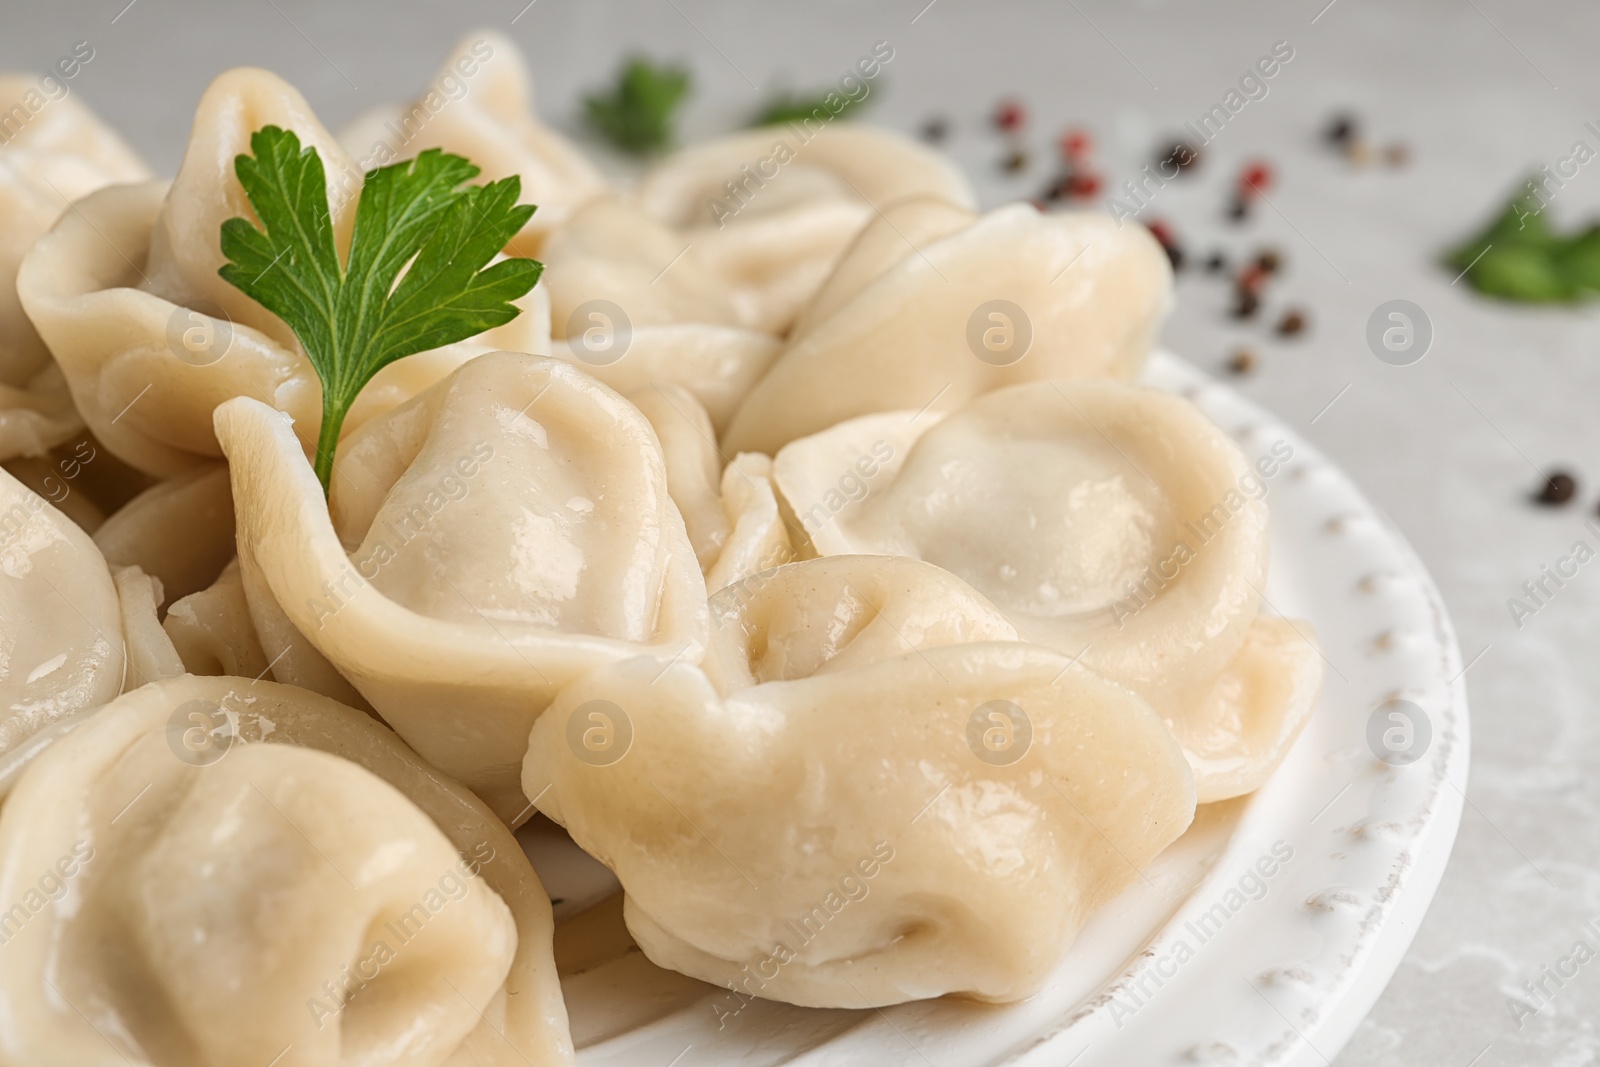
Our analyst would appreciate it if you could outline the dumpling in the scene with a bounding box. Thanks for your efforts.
[17,67,548,478]
[217,351,707,822]
[340,31,605,255]
[772,379,1321,801]
[0,464,125,759]
[0,673,572,1066]
[722,201,1173,454]
[523,559,1194,1005]
[702,453,794,594]
[632,124,976,334]
[541,196,743,335]
[93,462,234,609]
[162,559,271,679]
[111,565,186,684]
[0,78,148,461]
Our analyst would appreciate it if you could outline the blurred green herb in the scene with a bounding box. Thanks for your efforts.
[752,91,867,128]
[218,126,542,494]
[584,58,691,155]
[1446,181,1600,303]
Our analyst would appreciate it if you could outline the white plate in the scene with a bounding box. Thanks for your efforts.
[520,351,1471,1066]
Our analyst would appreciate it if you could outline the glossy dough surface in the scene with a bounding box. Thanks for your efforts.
[524,635,1195,1007]
[218,351,706,821]
[773,380,1321,800]
[0,674,572,1067]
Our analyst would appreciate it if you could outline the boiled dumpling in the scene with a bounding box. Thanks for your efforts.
[340,31,605,254]
[633,123,975,334]
[217,351,707,821]
[93,462,234,609]
[524,630,1194,1006]
[0,464,125,758]
[17,67,548,478]
[551,322,779,435]
[0,673,572,1066]
[0,78,148,461]
[162,559,271,679]
[722,201,1172,454]
[772,379,1320,801]
[542,196,744,335]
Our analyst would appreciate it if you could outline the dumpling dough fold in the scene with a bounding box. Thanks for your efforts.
[0,77,149,461]
[524,640,1194,1007]
[339,31,606,255]
[772,379,1320,801]
[217,351,707,822]
[529,555,1191,1004]
[0,673,572,1066]
[723,201,1172,454]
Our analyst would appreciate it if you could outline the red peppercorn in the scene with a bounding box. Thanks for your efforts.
[994,100,1026,132]
[1238,160,1274,198]
[1066,171,1101,198]
[1237,263,1269,292]
[1059,128,1092,162]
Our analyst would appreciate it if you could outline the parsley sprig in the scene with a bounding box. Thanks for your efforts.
[1446,181,1600,303]
[584,58,691,155]
[752,91,867,128]
[219,126,543,493]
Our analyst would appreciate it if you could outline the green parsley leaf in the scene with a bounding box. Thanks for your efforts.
[584,57,691,155]
[751,90,867,128]
[1446,180,1600,303]
[218,126,542,493]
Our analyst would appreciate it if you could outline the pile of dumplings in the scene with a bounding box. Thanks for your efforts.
[0,30,1323,1066]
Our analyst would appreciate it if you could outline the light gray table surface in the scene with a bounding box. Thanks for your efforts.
[5,1,1597,1063]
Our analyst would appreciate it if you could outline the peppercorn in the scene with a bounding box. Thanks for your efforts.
[994,100,1026,132]
[1002,148,1028,174]
[921,117,949,143]
[1325,113,1358,147]
[1065,171,1101,198]
[1227,194,1250,222]
[1384,143,1409,167]
[1238,161,1273,197]
[1232,288,1260,319]
[1277,308,1308,336]
[1060,128,1092,162]
[1227,348,1256,375]
[1157,140,1201,175]
[1256,248,1282,274]
[1535,471,1577,506]
[1205,251,1229,274]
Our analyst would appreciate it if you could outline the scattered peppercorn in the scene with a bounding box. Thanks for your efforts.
[1232,288,1260,319]
[994,100,1026,132]
[921,117,949,143]
[1205,251,1229,274]
[1383,143,1409,167]
[1227,194,1250,222]
[1060,128,1092,162]
[1146,219,1184,271]
[1237,263,1268,293]
[1157,140,1201,175]
[1325,113,1358,147]
[1346,140,1372,166]
[1256,248,1282,274]
[1238,161,1274,198]
[1227,348,1256,375]
[1002,148,1029,174]
[1066,171,1101,198]
[1535,470,1578,506]
[1276,308,1308,336]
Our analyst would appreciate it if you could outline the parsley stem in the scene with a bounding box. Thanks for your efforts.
[313,394,347,496]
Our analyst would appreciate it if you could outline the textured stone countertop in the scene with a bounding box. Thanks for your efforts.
[5,1,1597,1062]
